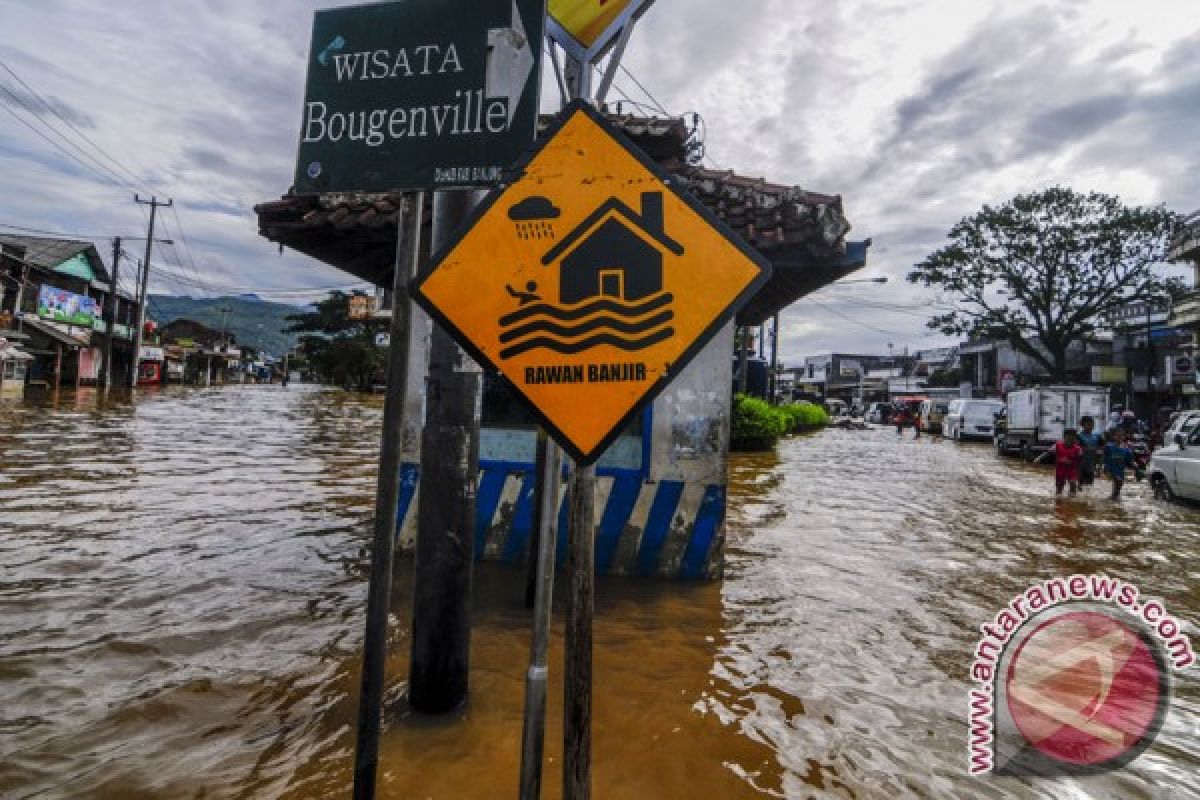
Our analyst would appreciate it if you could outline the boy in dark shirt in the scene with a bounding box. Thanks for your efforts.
[1077,416,1104,491]
[1104,428,1135,500]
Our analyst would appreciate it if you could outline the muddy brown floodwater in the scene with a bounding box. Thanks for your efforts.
[1,385,1198,799]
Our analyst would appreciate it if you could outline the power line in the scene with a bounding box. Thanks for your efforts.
[806,298,906,335]
[0,56,151,193]
[0,58,217,296]
[0,97,128,189]
[618,64,670,117]
[143,262,371,296]
[0,222,137,240]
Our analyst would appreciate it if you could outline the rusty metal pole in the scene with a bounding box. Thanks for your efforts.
[563,460,595,800]
[518,435,562,800]
[560,53,599,800]
[353,194,422,800]
[524,429,550,609]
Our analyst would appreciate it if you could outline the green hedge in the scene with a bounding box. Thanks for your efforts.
[780,401,829,432]
[731,396,828,451]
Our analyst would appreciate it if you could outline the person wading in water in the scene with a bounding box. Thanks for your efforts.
[1077,415,1103,492]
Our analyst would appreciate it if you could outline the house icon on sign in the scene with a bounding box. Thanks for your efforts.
[541,191,684,304]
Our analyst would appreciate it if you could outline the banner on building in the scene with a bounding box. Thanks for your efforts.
[37,285,98,326]
[348,294,374,320]
[138,346,165,362]
[1091,366,1128,383]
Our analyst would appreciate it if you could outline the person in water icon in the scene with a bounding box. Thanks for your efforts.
[506,281,542,305]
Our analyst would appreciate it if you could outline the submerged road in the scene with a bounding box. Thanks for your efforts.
[0,385,1197,798]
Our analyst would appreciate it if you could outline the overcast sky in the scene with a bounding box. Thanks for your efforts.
[1,0,1197,365]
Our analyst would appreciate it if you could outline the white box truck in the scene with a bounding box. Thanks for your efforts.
[996,386,1109,458]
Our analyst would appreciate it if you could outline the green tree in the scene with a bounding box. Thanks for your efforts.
[286,291,385,391]
[907,188,1179,380]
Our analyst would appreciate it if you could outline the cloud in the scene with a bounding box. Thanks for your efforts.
[0,0,1194,361]
[508,196,561,221]
[0,83,95,128]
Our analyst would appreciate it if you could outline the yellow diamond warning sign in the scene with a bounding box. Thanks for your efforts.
[548,0,635,49]
[412,102,771,464]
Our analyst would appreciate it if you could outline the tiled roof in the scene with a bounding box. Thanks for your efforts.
[255,113,866,324]
[0,234,110,284]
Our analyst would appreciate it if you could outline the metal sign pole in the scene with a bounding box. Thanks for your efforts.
[518,434,562,799]
[563,459,595,800]
[352,193,423,800]
[562,48,595,800]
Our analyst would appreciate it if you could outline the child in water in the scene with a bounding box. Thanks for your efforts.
[1052,429,1083,497]
[1104,428,1135,500]
[1076,416,1104,492]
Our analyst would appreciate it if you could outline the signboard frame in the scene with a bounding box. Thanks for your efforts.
[411,100,772,464]
[293,0,546,193]
[546,0,655,65]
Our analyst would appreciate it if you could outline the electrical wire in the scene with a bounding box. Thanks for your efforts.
[805,298,907,335]
[0,222,136,239]
[0,57,152,193]
[0,98,128,189]
[0,59,231,297]
[143,262,370,296]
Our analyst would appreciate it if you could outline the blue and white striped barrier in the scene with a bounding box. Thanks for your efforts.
[396,462,725,579]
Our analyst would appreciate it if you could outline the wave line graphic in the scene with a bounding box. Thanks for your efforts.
[499,327,674,360]
[499,310,674,344]
[499,292,673,327]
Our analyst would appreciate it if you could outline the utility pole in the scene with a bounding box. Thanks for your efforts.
[130,195,171,388]
[737,325,750,394]
[409,189,484,714]
[103,237,121,389]
[769,313,780,403]
[218,305,233,347]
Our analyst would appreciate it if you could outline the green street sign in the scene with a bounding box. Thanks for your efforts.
[295,0,546,193]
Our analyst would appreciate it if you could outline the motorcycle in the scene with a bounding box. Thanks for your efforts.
[1128,434,1151,481]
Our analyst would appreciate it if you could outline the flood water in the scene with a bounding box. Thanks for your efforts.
[1,384,1198,799]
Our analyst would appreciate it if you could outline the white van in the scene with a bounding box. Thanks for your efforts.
[944,398,1005,441]
[1149,426,1200,502]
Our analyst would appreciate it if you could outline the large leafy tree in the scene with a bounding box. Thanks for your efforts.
[908,188,1179,380]
[286,291,385,390]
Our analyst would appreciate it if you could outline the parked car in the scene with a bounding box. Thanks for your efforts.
[918,399,951,434]
[1149,426,1200,502]
[1163,410,1200,441]
[865,402,890,424]
[944,399,1005,441]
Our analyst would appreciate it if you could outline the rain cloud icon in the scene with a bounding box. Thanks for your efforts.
[508,196,562,240]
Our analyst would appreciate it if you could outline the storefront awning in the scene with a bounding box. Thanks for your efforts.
[0,337,33,361]
[18,315,92,348]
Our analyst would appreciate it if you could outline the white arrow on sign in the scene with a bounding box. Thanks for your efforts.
[486,0,534,127]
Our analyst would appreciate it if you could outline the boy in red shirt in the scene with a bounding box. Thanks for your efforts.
[1053,429,1083,497]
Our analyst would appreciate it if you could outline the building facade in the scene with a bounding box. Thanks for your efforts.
[0,235,140,390]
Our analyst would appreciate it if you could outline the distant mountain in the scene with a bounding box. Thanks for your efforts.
[147,294,305,357]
